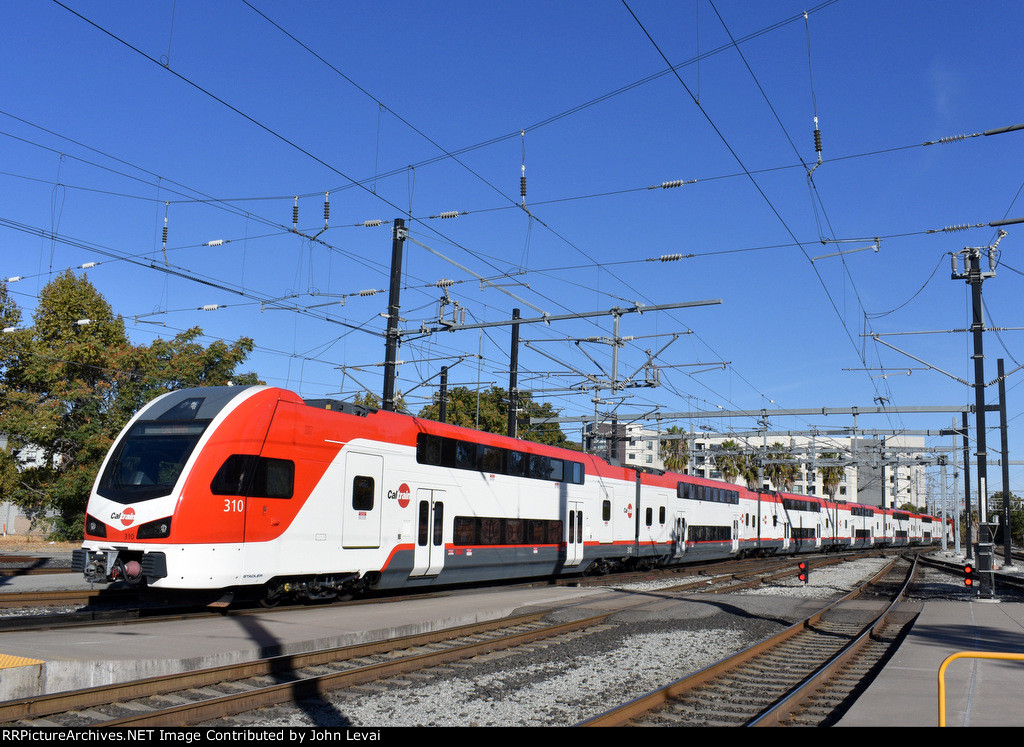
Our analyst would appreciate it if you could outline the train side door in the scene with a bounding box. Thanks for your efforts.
[566,500,584,566]
[410,488,445,577]
[597,483,613,544]
[342,452,383,549]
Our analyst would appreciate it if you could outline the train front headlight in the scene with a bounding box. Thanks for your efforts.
[85,514,107,538]
[137,516,172,539]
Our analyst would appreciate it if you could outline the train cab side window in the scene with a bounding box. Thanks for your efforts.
[211,455,294,499]
[602,500,611,521]
[255,458,294,499]
[659,506,666,524]
[645,507,653,527]
[211,454,256,496]
[352,475,375,511]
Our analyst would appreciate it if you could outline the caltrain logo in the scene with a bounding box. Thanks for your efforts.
[110,507,136,527]
[387,483,412,508]
[626,503,633,519]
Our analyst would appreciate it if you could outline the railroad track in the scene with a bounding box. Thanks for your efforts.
[1,554,913,727]
[1,610,620,727]
[577,553,920,727]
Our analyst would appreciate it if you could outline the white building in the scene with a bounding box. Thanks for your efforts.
[585,423,929,510]
[0,434,52,535]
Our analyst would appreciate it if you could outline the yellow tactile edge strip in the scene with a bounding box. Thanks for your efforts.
[0,653,43,669]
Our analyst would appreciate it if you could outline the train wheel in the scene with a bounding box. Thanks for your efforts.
[258,585,284,608]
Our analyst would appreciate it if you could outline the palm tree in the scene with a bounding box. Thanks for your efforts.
[765,441,799,491]
[818,452,844,500]
[660,425,689,473]
[714,439,744,485]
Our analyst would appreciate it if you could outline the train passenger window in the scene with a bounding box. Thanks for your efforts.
[479,446,504,474]
[602,500,611,522]
[571,462,585,484]
[481,517,500,545]
[506,519,523,544]
[548,459,564,482]
[527,520,546,543]
[417,434,442,465]
[507,451,526,476]
[529,454,551,480]
[548,520,562,543]
[440,437,459,468]
[453,516,475,545]
[352,475,374,510]
[455,442,476,470]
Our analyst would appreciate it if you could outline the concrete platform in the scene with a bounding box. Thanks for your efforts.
[839,597,1024,727]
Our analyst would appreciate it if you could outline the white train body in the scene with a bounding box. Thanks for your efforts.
[73,386,949,604]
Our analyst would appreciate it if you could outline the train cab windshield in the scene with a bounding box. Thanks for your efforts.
[96,419,211,504]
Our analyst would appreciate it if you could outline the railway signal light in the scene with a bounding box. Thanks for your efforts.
[963,564,975,588]
[798,561,809,584]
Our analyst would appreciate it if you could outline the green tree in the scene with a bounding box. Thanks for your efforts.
[0,271,261,539]
[660,425,689,473]
[353,390,407,413]
[990,492,1024,545]
[418,385,577,449]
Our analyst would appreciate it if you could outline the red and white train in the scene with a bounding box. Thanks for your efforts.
[73,385,950,605]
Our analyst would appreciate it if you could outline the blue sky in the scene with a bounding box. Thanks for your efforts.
[3,1,1024,502]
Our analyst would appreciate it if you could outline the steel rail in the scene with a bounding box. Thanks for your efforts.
[576,554,902,726]
[1,610,613,726]
[747,553,919,726]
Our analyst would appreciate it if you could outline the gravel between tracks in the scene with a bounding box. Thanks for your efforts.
[251,556,900,728]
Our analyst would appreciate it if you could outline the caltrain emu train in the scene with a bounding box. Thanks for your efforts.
[73,385,950,606]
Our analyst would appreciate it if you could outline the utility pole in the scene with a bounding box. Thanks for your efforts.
[382,218,406,412]
[508,308,520,438]
[998,358,1013,567]
[438,365,448,424]
[951,231,1005,598]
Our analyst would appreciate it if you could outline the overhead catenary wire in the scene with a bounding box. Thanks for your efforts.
[11,2,1020,458]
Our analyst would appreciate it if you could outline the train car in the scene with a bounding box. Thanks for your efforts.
[72,384,947,605]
